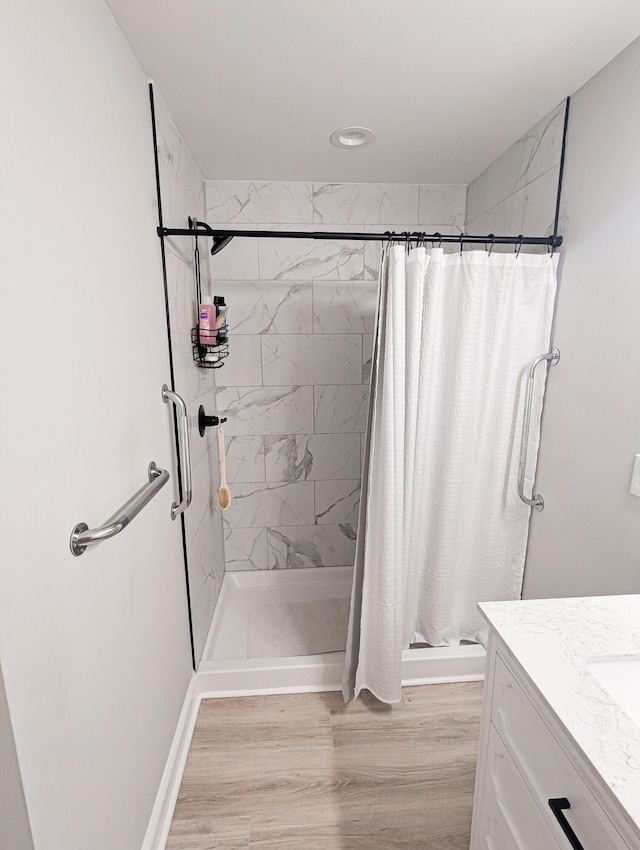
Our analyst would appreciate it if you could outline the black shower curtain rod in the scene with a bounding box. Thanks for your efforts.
[158,221,562,256]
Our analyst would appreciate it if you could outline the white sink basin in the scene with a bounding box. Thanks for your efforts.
[587,657,640,729]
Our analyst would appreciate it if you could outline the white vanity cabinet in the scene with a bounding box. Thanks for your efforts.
[471,635,637,850]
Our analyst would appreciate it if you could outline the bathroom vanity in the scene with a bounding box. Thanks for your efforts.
[470,595,640,849]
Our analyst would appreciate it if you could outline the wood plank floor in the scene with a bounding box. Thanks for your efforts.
[167,682,483,850]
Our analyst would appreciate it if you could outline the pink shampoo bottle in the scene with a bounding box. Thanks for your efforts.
[199,302,217,345]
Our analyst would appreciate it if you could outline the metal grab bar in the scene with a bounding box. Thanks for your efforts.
[162,384,192,520]
[518,347,560,511]
[70,462,169,556]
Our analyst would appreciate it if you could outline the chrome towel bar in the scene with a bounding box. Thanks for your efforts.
[70,462,169,556]
[518,348,560,511]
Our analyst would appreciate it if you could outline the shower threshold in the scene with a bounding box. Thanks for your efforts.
[197,567,485,697]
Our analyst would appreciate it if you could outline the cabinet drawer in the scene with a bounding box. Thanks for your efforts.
[492,653,630,850]
[474,724,562,850]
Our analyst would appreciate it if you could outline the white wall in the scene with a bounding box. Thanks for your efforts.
[525,36,640,598]
[0,2,193,848]
[0,666,33,850]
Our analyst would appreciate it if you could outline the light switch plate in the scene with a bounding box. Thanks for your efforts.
[630,454,640,498]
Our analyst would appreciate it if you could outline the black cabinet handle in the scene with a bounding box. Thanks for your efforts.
[548,798,585,850]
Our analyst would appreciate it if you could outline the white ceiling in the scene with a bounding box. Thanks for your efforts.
[107,0,640,184]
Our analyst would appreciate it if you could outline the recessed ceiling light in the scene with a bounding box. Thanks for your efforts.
[330,127,376,149]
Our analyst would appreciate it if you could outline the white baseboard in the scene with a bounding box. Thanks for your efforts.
[141,673,201,850]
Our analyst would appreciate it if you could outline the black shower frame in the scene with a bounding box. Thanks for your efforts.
[150,81,569,671]
[149,83,196,670]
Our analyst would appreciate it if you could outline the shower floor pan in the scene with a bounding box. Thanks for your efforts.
[197,567,485,697]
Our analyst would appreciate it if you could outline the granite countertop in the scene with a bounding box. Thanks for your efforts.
[479,594,640,841]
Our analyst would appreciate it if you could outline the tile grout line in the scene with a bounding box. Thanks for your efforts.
[467,161,561,226]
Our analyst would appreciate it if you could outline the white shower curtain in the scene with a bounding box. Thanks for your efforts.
[343,246,559,704]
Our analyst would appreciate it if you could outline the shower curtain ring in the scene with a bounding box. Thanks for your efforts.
[459,233,464,254]
[515,235,523,258]
[434,232,442,248]
[488,234,495,256]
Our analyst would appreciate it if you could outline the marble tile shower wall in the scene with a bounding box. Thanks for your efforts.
[155,94,226,662]
[466,102,566,248]
[205,181,466,571]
